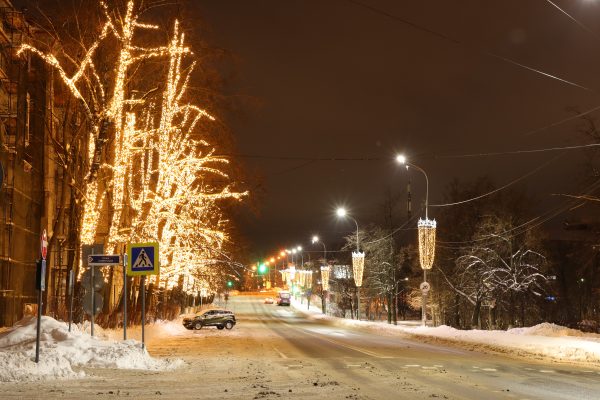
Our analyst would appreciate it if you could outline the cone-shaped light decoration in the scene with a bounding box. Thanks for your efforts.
[321,266,330,291]
[352,251,365,287]
[418,218,436,270]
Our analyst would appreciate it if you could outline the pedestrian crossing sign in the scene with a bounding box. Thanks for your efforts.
[127,242,159,276]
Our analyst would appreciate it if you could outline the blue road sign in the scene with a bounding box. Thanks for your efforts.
[127,242,159,276]
[88,254,122,266]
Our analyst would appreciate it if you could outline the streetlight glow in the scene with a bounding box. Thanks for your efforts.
[396,154,406,164]
[312,235,319,243]
[297,246,302,251]
[336,207,347,217]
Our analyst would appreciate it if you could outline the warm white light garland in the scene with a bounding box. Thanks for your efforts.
[418,218,436,270]
[352,251,365,287]
[320,266,330,291]
[20,0,247,293]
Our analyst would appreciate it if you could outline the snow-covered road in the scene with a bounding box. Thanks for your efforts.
[1,293,599,399]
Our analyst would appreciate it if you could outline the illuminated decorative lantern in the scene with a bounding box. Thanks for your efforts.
[418,218,436,270]
[352,251,365,287]
[320,266,330,291]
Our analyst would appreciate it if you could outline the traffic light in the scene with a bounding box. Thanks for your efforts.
[258,264,268,274]
[227,280,233,288]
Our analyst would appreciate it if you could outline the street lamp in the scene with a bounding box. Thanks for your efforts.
[312,235,328,314]
[336,207,365,320]
[397,154,437,327]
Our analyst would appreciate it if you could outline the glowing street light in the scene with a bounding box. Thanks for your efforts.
[336,206,364,320]
[396,154,437,327]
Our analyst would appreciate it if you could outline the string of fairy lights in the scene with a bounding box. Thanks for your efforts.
[20,0,247,293]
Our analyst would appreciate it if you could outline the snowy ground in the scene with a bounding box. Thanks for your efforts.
[291,296,600,365]
[0,315,183,382]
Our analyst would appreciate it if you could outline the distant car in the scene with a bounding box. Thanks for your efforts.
[264,297,274,304]
[277,291,291,306]
[183,309,236,330]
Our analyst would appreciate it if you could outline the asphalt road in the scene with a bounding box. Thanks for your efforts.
[2,293,599,399]
[231,293,600,400]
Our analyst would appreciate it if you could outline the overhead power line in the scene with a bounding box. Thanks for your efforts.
[222,142,600,162]
[346,0,594,92]
[544,0,600,42]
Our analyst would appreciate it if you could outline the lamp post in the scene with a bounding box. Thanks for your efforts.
[312,235,328,314]
[396,155,436,327]
[337,207,364,320]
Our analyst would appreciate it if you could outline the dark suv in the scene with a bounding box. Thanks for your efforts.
[183,309,236,330]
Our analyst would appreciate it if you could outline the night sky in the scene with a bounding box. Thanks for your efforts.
[192,0,600,256]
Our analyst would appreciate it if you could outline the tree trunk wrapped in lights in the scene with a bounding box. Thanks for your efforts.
[320,266,330,291]
[418,218,436,270]
[352,251,365,287]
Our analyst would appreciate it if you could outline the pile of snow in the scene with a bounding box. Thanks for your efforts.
[508,322,592,337]
[290,297,600,365]
[0,316,183,382]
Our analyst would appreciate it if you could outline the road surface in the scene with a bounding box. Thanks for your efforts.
[2,293,599,399]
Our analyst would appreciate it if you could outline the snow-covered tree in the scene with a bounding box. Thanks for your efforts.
[443,215,548,328]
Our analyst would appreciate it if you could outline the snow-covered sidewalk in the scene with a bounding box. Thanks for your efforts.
[291,297,600,366]
[0,316,183,382]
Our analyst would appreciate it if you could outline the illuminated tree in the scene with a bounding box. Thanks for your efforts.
[19,0,247,298]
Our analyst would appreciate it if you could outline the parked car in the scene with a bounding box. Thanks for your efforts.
[264,297,274,304]
[183,309,236,330]
[277,291,291,306]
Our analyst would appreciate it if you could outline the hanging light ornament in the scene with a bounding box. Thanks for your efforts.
[352,251,365,287]
[320,266,330,291]
[418,218,437,270]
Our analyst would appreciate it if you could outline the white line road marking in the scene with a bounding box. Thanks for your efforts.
[299,328,393,359]
[404,364,421,367]
[273,346,288,359]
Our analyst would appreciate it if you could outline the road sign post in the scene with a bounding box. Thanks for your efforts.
[35,229,48,364]
[82,253,119,337]
[123,253,127,340]
[141,275,146,350]
[35,258,46,363]
[91,264,95,337]
[68,269,74,332]
[127,243,159,349]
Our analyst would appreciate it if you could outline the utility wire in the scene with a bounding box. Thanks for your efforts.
[524,104,600,137]
[430,154,562,207]
[346,0,594,92]
[223,140,600,162]
[544,0,600,42]
[437,178,600,248]
[436,143,600,159]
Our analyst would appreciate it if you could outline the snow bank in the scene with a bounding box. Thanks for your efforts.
[0,316,183,382]
[290,297,600,365]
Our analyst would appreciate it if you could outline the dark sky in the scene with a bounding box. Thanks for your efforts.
[191,0,600,257]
